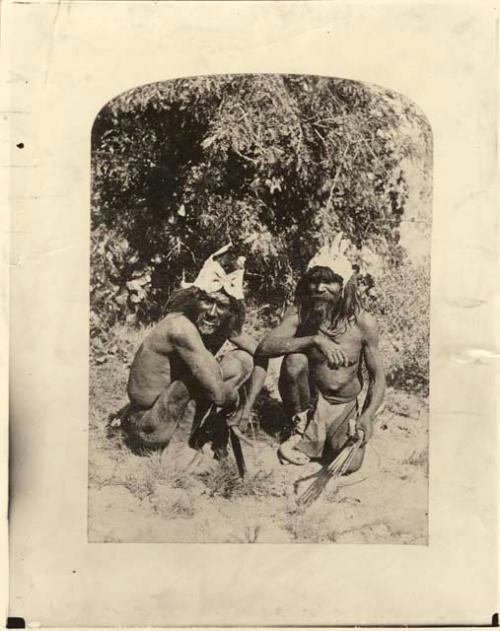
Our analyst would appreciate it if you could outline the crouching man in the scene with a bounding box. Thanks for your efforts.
[123,245,257,456]
[248,234,385,471]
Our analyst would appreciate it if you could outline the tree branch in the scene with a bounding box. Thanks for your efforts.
[326,141,351,212]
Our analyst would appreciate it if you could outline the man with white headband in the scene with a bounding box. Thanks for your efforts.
[123,243,260,460]
[246,233,385,470]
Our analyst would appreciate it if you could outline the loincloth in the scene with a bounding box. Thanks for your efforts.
[296,393,358,459]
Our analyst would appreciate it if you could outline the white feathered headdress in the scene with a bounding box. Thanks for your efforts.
[181,243,245,300]
[307,233,353,283]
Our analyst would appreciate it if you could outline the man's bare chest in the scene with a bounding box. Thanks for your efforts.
[313,322,364,365]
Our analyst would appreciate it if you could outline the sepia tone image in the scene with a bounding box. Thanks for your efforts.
[88,74,432,544]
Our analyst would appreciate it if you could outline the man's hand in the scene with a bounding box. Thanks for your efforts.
[225,407,254,446]
[355,413,374,445]
[226,405,250,429]
[314,335,349,368]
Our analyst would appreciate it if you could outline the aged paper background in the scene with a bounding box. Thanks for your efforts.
[4,0,498,626]
[1,18,10,624]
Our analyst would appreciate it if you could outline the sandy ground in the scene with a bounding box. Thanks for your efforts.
[88,352,428,544]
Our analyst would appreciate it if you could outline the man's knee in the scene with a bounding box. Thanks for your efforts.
[221,349,253,381]
[166,379,191,402]
[125,380,191,451]
[282,353,309,379]
[124,417,172,454]
[234,349,254,375]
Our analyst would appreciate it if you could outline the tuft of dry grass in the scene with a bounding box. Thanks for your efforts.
[149,486,195,518]
[196,458,287,500]
[226,523,263,543]
[402,447,427,468]
[121,471,157,500]
[283,506,334,542]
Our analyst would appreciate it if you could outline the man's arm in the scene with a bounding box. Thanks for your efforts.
[224,331,267,431]
[168,316,228,407]
[227,355,269,431]
[256,308,348,367]
[229,331,258,355]
[357,312,386,442]
[256,308,315,357]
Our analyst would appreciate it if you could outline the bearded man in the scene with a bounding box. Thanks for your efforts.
[247,235,385,470]
[122,244,258,457]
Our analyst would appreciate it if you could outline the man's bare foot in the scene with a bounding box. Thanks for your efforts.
[278,434,310,465]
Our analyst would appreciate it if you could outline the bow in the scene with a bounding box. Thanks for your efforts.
[181,243,245,300]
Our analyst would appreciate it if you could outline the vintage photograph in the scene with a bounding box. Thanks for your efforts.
[88,74,432,544]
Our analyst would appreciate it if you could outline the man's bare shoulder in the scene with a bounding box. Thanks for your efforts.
[148,312,196,342]
[356,310,379,340]
[162,313,198,338]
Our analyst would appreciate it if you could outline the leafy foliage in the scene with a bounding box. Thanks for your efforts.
[91,75,430,316]
[373,256,431,394]
[90,74,432,391]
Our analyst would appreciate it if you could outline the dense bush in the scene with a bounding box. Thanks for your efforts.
[373,256,430,394]
[90,74,432,391]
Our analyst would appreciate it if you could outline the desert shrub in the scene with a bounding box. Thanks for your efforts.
[91,74,431,331]
[373,256,430,394]
[90,225,155,333]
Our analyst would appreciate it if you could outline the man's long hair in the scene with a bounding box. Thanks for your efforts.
[295,266,363,337]
[166,286,245,337]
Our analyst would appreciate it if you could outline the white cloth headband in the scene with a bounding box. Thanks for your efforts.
[307,233,353,283]
[181,243,245,300]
